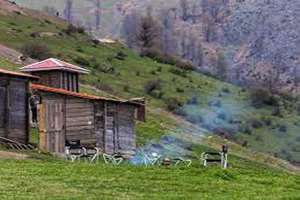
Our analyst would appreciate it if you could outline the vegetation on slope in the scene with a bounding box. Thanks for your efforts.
[0,6,299,165]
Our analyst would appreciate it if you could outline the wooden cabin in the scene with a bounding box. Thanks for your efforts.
[20,58,90,92]
[0,68,38,144]
[32,84,145,155]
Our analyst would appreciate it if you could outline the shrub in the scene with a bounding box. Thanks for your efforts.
[176,87,184,93]
[73,56,90,66]
[169,68,187,77]
[239,124,252,135]
[261,117,272,126]
[222,87,231,93]
[141,48,195,71]
[278,124,287,133]
[165,97,183,112]
[144,79,161,94]
[123,85,130,92]
[150,90,164,99]
[250,88,277,108]
[251,119,264,129]
[136,71,140,76]
[175,60,194,71]
[241,141,248,147]
[21,43,51,60]
[115,51,127,60]
[30,32,40,38]
[140,48,176,65]
[272,106,282,117]
[64,24,85,35]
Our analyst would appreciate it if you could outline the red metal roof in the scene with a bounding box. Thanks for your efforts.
[20,58,90,74]
[0,68,39,79]
[30,84,143,106]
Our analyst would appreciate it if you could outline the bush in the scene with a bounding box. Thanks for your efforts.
[141,48,176,65]
[123,85,130,92]
[30,32,40,38]
[169,68,187,77]
[250,88,277,108]
[251,119,264,129]
[21,43,52,60]
[73,56,90,66]
[239,124,252,135]
[64,24,85,35]
[261,117,272,126]
[175,60,194,71]
[115,51,127,60]
[278,124,287,133]
[165,97,183,112]
[144,79,161,94]
[176,87,184,93]
[141,47,195,71]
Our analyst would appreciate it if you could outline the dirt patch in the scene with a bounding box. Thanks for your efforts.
[0,0,25,15]
[0,151,28,160]
[0,44,37,65]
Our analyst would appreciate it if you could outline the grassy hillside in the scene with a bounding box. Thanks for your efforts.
[0,147,299,200]
[0,5,299,164]
[0,4,299,199]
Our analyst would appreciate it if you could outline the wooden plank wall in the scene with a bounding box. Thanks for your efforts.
[39,94,137,155]
[42,98,65,153]
[65,98,96,145]
[8,80,28,142]
[0,76,29,144]
[118,104,136,155]
[0,78,7,138]
[94,102,105,149]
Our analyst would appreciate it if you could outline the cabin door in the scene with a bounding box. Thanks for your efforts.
[40,100,65,154]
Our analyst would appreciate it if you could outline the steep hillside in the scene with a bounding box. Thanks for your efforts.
[0,1,300,165]
[15,0,300,94]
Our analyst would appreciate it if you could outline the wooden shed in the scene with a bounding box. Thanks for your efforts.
[20,58,90,92]
[0,68,38,144]
[31,84,145,155]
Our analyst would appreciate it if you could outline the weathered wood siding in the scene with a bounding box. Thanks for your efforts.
[65,98,95,145]
[39,94,65,153]
[0,78,7,138]
[32,71,79,92]
[0,76,29,143]
[117,104,136,154]
[39,94,137,155]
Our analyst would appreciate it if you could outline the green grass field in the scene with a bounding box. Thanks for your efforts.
[0,146,299,200]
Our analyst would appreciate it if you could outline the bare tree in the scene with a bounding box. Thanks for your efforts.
[121,11,140,48]
[95,0,101,30]
[215,50,228,80]
[180,0,189,21]
[137,9,161,50]
[63,0,73,23]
